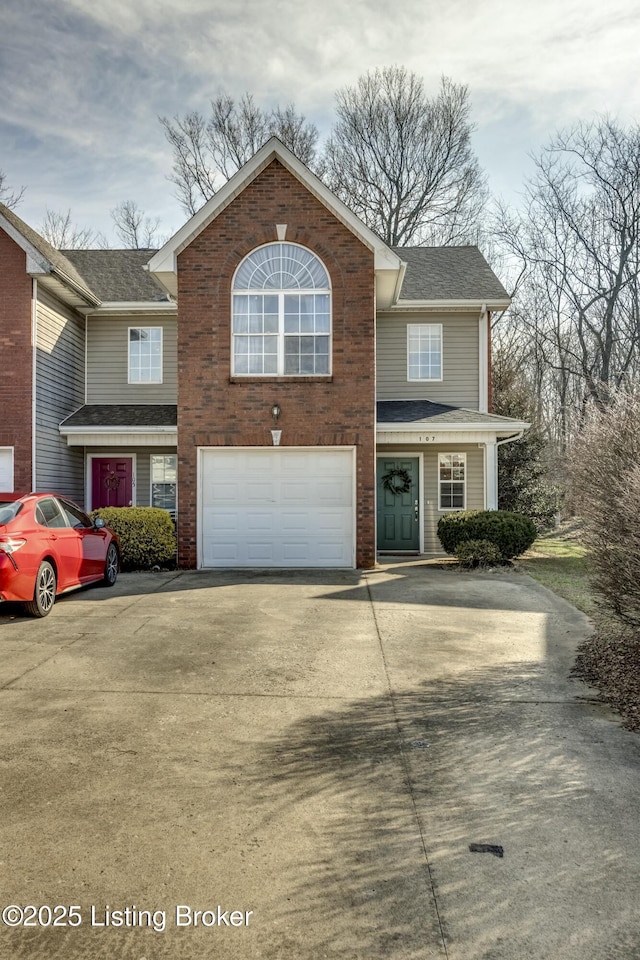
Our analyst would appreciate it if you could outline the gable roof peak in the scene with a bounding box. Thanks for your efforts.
[147,137,403,301]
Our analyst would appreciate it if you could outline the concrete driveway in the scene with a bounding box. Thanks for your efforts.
[0,563,639,959]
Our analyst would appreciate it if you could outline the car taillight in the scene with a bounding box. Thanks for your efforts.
[0,538,26,555]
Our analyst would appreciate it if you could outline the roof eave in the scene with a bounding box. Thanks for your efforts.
[376,419,530,433]
[80,300,177,316]
[387,298,511,313]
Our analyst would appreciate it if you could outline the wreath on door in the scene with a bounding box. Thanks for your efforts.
[104,471,121,491]
[381,467,412,495]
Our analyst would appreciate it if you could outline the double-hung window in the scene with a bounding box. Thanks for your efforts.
[129,327,163,383]
[407,323,442,381]
[439,453,466,510]
[232,243,331,376]
[151,455,177,518]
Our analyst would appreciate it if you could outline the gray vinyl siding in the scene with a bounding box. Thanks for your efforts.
[35,288,85,502]
[86,446,176,509]
[376,312,480,408]
[377,444,484,554]
[86,314,177,403]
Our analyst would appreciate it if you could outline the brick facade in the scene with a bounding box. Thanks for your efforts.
[176,159,376,568]
[0,230,32,491]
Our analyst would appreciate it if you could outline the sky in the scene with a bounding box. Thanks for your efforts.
[2,0,640,246]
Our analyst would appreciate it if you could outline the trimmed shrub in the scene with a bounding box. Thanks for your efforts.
[437,510,536,560]
[91,507,176,570]
[455,539,503,568]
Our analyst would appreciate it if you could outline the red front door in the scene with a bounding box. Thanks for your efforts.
[91,457,133,509]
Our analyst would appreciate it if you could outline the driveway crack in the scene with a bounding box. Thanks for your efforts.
[364,573,449,959]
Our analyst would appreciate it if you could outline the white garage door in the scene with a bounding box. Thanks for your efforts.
[0,449,14,492]
[200,448,354,568]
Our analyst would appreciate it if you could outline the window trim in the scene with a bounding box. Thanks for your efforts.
[231,243,332,378]
[407,322,443,382]
[0,447,14,493]
[128,326,163,385]
[150,453,178,519]
[437,452,466,512]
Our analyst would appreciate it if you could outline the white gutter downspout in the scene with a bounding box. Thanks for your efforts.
[478,303,488,414]
[31,278,38,491]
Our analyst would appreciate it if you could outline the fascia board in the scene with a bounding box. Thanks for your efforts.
[376,419,529,433]
[389,298,512,312]
[60,425,177,435]
[81,301,177,316]
[147,138,402,278]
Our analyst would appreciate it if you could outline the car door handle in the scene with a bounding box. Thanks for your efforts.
[49,534,58,541]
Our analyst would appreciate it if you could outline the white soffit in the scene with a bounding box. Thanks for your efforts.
[147,138,403,304]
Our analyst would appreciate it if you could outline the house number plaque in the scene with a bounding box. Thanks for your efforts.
[417,436,437,443]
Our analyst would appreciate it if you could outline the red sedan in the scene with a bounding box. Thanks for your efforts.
[0,493,120,617]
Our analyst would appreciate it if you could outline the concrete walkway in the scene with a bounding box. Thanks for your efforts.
[0,563,639,959]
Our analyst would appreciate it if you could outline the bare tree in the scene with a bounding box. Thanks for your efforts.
[494,117,640,463]
[0,169,25,209]
[111,200,164,248]
[160,93,319,214]
[324,68,487,246]
[570,392,640,626]
[41,209,107,249]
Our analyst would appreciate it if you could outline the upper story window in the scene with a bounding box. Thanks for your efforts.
[407,323,442,381]
[129,327,163,384]
[232,243,331,376]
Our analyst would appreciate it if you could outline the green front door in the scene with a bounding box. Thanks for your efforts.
[376,457,420,551]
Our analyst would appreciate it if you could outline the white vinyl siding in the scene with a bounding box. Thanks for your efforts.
[35,289,85,503]
[86,315,177,403]
[376,312,480,407]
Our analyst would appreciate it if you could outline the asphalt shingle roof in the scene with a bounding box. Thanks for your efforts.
[60,405,177,428]
[377,400,522,425]
[0,202,97,302]
[61,249,170,303]
[391,246,509,302]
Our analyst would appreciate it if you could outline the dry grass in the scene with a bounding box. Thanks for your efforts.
[518,520,640,731]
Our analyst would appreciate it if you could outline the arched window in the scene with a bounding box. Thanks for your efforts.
[232,242,331,376]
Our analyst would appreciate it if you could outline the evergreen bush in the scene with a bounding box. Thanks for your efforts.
[90,507,177,570]
[437,510,536,560]
[454,539,504,568]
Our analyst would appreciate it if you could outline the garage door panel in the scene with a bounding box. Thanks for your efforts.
[200,449,354,567]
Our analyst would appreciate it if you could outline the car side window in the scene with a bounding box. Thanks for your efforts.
[58,499,93,529]
[35,498,68,529]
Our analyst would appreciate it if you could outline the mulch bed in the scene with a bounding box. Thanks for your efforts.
[573,628,640,732]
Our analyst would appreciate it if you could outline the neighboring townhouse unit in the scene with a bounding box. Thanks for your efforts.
[0,138,527,569]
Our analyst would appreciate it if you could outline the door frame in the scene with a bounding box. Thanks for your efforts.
[375,451,424,554]
[86,452,137,511]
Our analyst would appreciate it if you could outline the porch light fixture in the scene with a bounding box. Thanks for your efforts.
[271,404,281,421]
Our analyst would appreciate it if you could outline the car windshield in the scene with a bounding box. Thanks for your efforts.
[0,501,23,525]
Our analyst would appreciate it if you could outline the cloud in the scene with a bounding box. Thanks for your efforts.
[1,0,639,238]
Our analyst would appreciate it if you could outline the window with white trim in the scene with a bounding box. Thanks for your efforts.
[439,453,466,510]
[407,323,442,381]
[151,454,177,518]
[129,327,163,383]
[232,243,331,376]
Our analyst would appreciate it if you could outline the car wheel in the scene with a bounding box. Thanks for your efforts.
[103,543,119,587]
[24,561,56,618]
